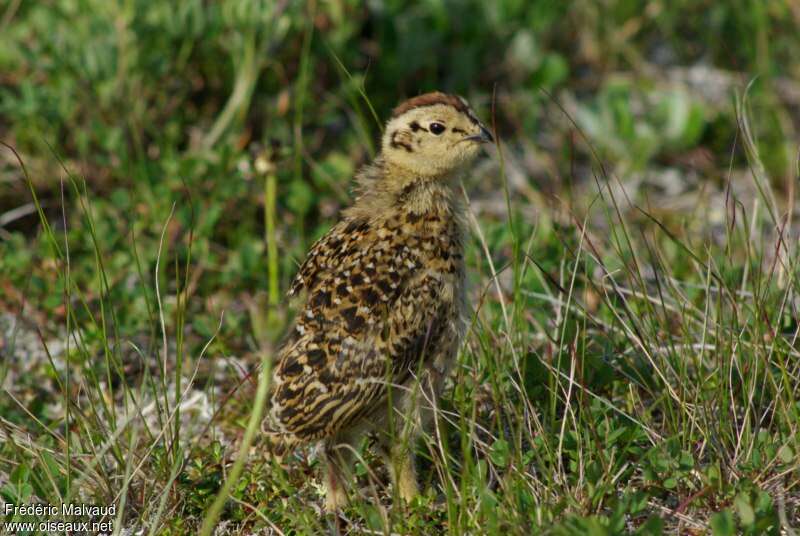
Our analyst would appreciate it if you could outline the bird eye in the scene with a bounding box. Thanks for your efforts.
[429,122,445,135]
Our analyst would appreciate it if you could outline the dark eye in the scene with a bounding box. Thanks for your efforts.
[429,122,445,135]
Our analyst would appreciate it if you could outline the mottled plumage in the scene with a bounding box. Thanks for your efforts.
[263,91,492,510]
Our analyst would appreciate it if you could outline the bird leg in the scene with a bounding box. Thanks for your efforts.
[377,427,419,504]
[392,442,419,503]
[322,439,353,512]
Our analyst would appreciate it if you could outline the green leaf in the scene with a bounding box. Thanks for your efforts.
[636,515,664,535]
[490,439,511,467]
[777,445,793,464]
[734,494,755,526]
[710,511,735,536]
[1,464,33,504]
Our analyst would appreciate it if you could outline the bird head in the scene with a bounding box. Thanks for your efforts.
[380,92,493,178]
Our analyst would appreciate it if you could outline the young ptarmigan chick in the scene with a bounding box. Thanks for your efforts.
[264,92,493,511]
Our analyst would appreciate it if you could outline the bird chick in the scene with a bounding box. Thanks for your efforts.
[264,92,493,511]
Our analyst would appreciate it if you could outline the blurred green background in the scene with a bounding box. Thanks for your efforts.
[2,1,800,533]
[2,0,798,338]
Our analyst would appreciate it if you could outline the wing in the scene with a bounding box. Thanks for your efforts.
[266,216,455,442]
[287,218,372,298]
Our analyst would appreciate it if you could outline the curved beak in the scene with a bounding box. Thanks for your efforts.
[464,124,494,144]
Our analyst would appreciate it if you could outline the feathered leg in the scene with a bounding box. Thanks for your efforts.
[322,437,356,512]
[380,437,419,503]
[379,365,449,503]
[377,387,421,503]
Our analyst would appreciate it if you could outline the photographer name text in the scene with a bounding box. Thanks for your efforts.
[3,502,116,534]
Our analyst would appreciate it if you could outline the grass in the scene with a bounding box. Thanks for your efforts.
[2,1,800,534]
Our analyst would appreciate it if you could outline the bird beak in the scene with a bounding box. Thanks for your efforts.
[464,124,494,144]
